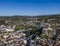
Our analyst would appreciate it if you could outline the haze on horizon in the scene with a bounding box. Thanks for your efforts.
[0,0,60,16]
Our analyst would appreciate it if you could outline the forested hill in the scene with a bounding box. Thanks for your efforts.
[0,14,60,22]
[0,14,60,17]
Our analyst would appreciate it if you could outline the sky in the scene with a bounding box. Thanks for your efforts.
[0,0,60,16]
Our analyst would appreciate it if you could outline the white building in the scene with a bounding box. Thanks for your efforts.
[5,28,14,32]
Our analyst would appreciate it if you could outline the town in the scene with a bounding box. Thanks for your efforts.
[0,15,60,46]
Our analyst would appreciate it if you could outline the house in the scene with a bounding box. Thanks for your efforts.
[0,25,16,32]
[0,41,5,46]
[5,25,16,32]
[43,26,56,37]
